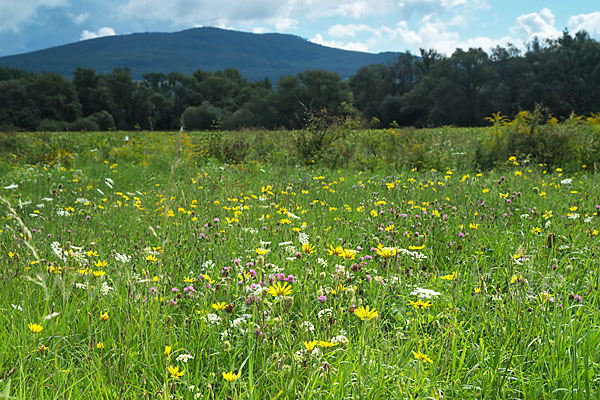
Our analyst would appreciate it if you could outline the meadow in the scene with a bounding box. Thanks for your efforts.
[1,124,600,399]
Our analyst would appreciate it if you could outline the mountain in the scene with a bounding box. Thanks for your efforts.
[0,27,402,81]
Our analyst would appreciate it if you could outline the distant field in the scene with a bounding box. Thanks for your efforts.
[1,128,600,398]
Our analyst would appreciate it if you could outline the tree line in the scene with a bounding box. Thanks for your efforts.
[1,30,599,131]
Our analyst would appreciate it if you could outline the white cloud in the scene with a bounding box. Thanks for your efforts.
[364,12,523,55]
[511,8,561,41]
[568,12,600,36]
[80,27,117,41]
[334,1,393,19]
[274,18,298,32]
[310,33,369,52]
[72,13,89,25]
[0,0,68,31]
[397,0,476,18]
[118,0,397,30]
[328,23,373,38]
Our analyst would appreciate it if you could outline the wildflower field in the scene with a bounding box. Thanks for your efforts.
[1,128,600,399]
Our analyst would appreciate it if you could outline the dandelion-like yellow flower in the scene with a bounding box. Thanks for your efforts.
[408,244,425,250]
[267,282,292,297]
[212,302,227,311]
[413,350,433,363]
[354,305,378,321]
[340,248,356,260]
[376,245,397,258]
[327,245,344,256]
[408,299,432,310]
[164,345,172,356]
[97,342,105,349]
[302,243,316,255]
[222,371,241,382]
[100,311,109,322]
[317,340,338,348]
[94,260,107,268]
[36,344,49,354]
[28,323,43,333]
[168,365,185,378]
[255,247,268,256]
[440,272,457,281]
[303,340,317,353]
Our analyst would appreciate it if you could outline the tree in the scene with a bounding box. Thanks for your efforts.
[73,67,114,116]
[27,72,82,122]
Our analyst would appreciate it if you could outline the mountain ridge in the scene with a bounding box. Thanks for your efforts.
[0,27,403,81]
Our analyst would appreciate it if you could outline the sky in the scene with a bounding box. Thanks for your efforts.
[0,0,599,57]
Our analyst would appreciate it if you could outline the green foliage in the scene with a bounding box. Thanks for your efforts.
[476,109,600,169]
[182,102,223,130]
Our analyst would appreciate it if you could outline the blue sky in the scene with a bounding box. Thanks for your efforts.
[1,1,599,57]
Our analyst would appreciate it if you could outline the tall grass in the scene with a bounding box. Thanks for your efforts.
[0,128,599,398]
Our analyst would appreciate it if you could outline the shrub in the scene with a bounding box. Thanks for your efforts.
[69,117,100,132]
[182,102,223,130]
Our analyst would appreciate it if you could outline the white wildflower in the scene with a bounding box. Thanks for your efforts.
[410,288,442,299]
[176,354,194,363]
[332,335,349,346]
[51,241,67,261]
[206,313,221,325]
[115,252,131,263]
[298,232,309,244]
[100,282,114,296]
[300,321,315,332]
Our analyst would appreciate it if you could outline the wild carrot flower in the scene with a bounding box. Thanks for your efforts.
[354,305,378,321]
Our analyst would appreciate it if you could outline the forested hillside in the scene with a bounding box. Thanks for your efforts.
[0,27,400,81]
[0,31,598,131]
